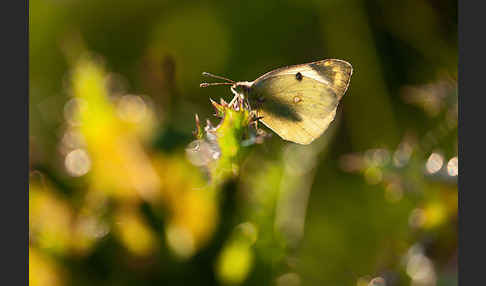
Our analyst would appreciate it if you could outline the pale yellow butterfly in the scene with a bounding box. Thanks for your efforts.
[200,59,353,145]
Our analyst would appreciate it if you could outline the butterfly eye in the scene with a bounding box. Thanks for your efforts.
[295,72,303,81]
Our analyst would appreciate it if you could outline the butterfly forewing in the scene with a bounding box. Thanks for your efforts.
[248,59,352,144]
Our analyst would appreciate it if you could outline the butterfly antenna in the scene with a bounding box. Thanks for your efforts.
[202,72,235,83]
[200,82,233,88]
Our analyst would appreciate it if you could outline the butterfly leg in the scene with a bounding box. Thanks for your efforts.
[228,93,240,107]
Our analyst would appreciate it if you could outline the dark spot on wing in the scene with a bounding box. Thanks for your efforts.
[295,72,303,81]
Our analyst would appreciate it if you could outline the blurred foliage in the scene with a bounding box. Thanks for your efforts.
[29,0,457,285]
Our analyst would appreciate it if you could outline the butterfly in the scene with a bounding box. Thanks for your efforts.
[200,59,353,145]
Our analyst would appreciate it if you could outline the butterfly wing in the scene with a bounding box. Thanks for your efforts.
[248,59,352,144]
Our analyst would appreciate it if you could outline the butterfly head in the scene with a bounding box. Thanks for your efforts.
[230,81,252,96]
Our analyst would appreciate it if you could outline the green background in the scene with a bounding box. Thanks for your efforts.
[29,0,457,285]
